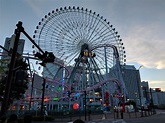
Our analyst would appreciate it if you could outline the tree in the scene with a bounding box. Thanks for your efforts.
[0,57,29,108]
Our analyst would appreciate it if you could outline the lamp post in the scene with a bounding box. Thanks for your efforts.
[40,78,46,115]
[138,65,143,70]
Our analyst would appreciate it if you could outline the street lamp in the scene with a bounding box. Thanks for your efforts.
[138,65,143,70]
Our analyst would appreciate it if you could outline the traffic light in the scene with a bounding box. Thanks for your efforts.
[34,51,55,66]
[15,69,25,85]
[34,52,44,60]
[44,51,55,63]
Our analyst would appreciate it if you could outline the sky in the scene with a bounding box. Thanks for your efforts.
[0,0,165,91]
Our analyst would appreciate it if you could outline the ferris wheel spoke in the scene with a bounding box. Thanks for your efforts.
[67,52,80,64]
[91,27,114,44]
[95,49,114,65]
[90,57,105,80]
[46,17,77,43]
[62,14,82,40]
[82,11,92,40]
[73,13,83,37]
[61,14,80,39]
[89,28,107,44]
[52,24,77,43]
[87,16,101,42]
[78,12,87,38]
[100,37,119,44]
[85,13,97,40]
[80,12,91,39]
[99,34,116,44]
[67,14,82,38]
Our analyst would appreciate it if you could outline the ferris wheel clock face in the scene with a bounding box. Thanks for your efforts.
[33,6,126,69]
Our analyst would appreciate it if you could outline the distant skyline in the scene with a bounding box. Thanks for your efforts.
[0,0,165,90]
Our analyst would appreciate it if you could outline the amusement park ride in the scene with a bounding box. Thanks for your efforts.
[32,6,127,112]
[1,6,127,114]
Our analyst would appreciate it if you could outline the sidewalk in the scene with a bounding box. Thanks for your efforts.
[32,111,152,123]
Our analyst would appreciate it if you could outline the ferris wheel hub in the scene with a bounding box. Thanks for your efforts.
[77,39,89,50]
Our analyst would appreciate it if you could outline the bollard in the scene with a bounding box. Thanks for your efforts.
[121,112,123,119]
[128,111,131,118]
[135,111,137,118]
[116,111,119,119]
[114,111,116,119]
[120,106,124,119]
[145,110,147,117]
[88,110,91,121]
[141,106,144,117]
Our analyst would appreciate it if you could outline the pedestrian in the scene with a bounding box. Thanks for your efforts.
[73,119,85,123]
[44,109,48,116]
[6,114,18,123]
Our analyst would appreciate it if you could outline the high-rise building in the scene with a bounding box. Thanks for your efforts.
[121,65,144,105]
[3,35,25,55]
[0,36,25,78]
[109,64,144,106]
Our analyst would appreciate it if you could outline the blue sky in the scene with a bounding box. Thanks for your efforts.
[0,0,165,91]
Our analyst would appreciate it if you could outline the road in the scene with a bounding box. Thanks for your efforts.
[124,112,165,123]
[32,110,165,123]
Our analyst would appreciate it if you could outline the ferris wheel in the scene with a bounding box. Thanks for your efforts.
[33,6,126,69]
[33,6,127,105]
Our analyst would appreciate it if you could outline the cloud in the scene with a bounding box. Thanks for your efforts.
[23,0,165,70]
[23,0,47,17]
[148,80,165,91]
[107,0,165,70]
[124,24,165,69]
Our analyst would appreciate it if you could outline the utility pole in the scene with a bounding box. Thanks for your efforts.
[84,90,87,121]
[29,73,35,110]
[1,21,22,116]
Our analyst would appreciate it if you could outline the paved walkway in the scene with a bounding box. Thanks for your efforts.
[32,111,152,123]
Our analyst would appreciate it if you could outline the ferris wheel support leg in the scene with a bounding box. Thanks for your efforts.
[104,47,112,107]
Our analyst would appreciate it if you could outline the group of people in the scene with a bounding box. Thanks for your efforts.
[0,114,32,123]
